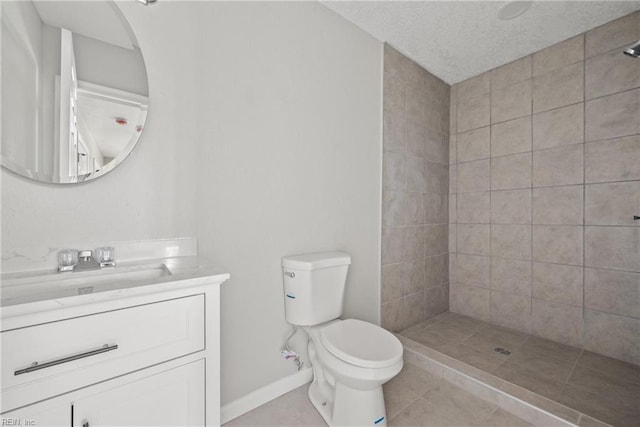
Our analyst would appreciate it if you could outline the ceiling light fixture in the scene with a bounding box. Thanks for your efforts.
[137,0,157,6]
[498,0,532,20]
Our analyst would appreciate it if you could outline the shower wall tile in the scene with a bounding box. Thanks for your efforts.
[585,89,640,141]
[491,152,532,190]
[532,225,583,266]
[448,194,457,224]
[585,226,640,272]
[491,117,532,157]
[448,12,639,365]
[406,192,424,225]
[584,309,640,365]
[382,226,405,264]
[491,189,531,224]
[383,150,406,190]
[384,74,406,113]
[424,192,448,224]
[491,79,532,123]
[457,224,490,256]
[407,154,426,191]
[457,159,490,193]
[382,298,409,332]
[449,164,457,194]
[585,268,640,319]
[457,127,490,162]
[585,47,640,100]
[532,185,583,225]
[532,62,584,113]
[491,56,532,90]
[532,262,583,307]
[532,144,583,187]
[585,135,640,183]
[533,35,584,76]
[425,129,449,164]
[491,257,531,296]
[449,135,457,164]
[532,299,583,347]
[457,254,490,288]
[456,72,490,102]
[382,262,407,303]
[405,291,426,327]
[585,181,640,226]
[456,285,491,322]
[407,120,426,158]
[491,224,532,260]
[457,191,490,224]
[425,161,449,194]
[457,94,490,132]
[490,291,532,333]
[585,11,640,58]
[532,103,584,150]
[382,45,450,330]
[383,110,406,153]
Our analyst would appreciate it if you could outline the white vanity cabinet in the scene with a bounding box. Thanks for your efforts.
[1,274,228,427]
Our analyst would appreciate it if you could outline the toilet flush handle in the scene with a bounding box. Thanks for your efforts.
[284,272,295,278]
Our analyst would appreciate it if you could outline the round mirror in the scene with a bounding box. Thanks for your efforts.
[1,0,149,184]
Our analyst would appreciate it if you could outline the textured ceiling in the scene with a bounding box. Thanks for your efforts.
[321,1,640,84]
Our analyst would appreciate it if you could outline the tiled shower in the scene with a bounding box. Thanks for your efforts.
[382,10,639,365]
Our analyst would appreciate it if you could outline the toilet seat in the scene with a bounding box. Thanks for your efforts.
[319,319,403,369]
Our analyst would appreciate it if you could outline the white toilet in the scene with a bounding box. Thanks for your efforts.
[282,251,403,426]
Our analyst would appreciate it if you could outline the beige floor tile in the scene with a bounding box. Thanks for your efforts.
[386,362,443,396]
[577,350,640,384]
[519,335,583,363]
[557,383,640,427]
[568,365,640,408]
[462,324,529,354]
[507,349,575,382]
[389,397,460,427]
[421,381,496,425]
[439,342,509,373]
[494,361,565,399]
[478,408,534,427]
[383,378,422,420]
[224,385,325,427]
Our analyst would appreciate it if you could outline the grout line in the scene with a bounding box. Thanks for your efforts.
[582,35,587,347]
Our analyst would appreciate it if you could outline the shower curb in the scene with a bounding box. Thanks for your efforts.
[397,334,612,427]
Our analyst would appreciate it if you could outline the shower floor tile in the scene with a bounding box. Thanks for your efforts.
[400,311,640,427]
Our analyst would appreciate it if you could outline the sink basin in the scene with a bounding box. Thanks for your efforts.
[1,263,173,307]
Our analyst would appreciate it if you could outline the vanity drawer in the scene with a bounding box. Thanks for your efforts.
[1,294,204,396]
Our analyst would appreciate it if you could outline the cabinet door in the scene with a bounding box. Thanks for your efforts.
[3,398,70,427]
[73,360,204,427]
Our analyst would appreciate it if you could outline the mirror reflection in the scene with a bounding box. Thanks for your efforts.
[1,0,149,184]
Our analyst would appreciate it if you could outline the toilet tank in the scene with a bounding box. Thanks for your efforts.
[282,251,351,326]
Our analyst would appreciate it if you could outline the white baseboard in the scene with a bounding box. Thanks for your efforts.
[220,368,313,424]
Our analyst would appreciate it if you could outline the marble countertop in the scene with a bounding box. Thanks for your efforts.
[0,255,229,321]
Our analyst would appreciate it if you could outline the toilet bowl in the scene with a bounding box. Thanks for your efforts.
[281,252,403,426]
[304,319,403,426]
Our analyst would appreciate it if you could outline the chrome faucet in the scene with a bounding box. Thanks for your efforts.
[75,250,100,271]
[57,247,116,272]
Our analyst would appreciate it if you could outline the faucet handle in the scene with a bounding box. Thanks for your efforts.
[57,249,78,272]
[78,250,93,261]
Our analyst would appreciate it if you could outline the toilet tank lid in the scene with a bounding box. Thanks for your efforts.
[282,251,351,270]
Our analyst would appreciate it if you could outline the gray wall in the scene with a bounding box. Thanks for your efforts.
[381,45,450,332]
[449,11,639,365]
[194,2,383,405]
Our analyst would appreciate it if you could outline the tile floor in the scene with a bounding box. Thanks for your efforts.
[224,361,533,426]
[400,312,640,427]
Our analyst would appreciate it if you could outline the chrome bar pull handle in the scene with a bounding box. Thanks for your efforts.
[14,344,118,375]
